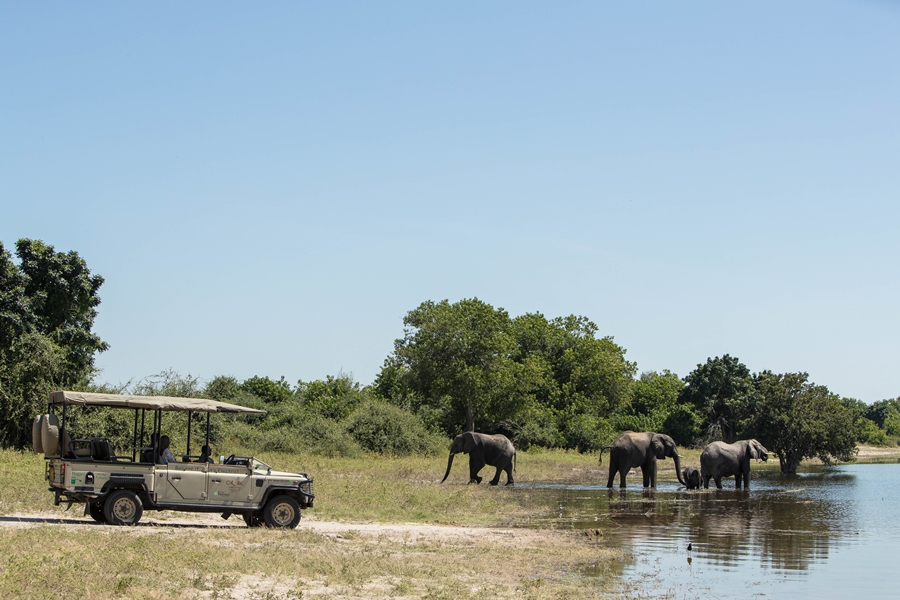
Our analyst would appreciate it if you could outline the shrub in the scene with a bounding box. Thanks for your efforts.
[858,418,889,446]
[662,404,704,447]
[240,376,293,404]
[344,400,445,456]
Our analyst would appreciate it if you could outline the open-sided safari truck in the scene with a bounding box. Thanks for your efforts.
[36,391,314,528]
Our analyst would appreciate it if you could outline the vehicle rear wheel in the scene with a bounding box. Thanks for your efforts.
[264,496,301,529]
[104,490,143,526]
[88,502,107,523]
[243,512,264,528]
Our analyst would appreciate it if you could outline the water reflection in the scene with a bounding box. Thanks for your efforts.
[520,464,900,598]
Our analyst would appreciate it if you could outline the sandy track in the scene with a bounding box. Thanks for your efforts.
[0,509,548,544]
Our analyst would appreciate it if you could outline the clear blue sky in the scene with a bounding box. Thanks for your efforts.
[2,2,898,402]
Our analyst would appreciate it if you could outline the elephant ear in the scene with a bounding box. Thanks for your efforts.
[650,436,666,459]
[462,432,478,453]
[749,440,760,459]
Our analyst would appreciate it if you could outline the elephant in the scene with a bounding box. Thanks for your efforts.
[441,432,516,486]
[600,431,686,489]
[681,466,701,490]
[700,439,769,489]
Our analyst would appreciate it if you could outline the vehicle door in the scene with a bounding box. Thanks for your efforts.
[161,462,208,502]
[208,464,254,507]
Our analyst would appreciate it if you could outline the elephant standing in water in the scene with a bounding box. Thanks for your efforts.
[700,439,769,489]
[600,431,686,489]
[441,432,516,486]
[682,466,701,489]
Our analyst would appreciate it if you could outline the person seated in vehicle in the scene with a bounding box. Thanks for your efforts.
[140,433,159,463]
[198,444,214,464]
[157,435,178,464]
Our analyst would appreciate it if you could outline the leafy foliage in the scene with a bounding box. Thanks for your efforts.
[680,355,755,443]
[377,300,635,452]
[0,240,107,448]
[748,371,858,473]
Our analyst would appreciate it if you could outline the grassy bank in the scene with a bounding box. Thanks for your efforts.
[2,444,896,599]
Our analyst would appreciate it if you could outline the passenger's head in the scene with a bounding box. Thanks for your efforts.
[201,444,211,456]
[159,435,170,451]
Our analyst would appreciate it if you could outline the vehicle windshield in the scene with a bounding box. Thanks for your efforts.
[251,458,271,471]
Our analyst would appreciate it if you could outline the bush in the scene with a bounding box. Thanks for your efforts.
[559,414,614,453]
[512,411,561,450]
[344,400,446,456]
[662,404,704,447]
[858,418,889,446]
[240,376,293,404]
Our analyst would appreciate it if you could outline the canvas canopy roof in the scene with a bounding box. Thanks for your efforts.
[48,391,267,415]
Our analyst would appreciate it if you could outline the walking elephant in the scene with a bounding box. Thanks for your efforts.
[700,439,769,489]
[600,431,686,489]
[682,466,701,490]
[440,432,516,486]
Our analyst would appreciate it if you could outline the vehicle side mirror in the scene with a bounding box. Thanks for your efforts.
[220,455,225,463]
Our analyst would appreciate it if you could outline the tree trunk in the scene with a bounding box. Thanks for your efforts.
[779,452,801,474]
[465,405,475,432]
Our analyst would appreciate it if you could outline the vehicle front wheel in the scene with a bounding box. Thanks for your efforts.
[264,496,301,529]
[243,512,264,528]
[88,502,107,523]
[104,490,143,526]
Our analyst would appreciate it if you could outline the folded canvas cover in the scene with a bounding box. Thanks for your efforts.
[48,391,267,414]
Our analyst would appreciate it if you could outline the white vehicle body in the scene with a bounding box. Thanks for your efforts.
[40,391,314,528]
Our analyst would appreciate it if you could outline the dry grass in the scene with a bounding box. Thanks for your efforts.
[0,521,626,600]
[0,449,630,599]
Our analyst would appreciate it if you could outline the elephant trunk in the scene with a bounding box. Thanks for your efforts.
[440,453,455,483]
[673,453,686,487]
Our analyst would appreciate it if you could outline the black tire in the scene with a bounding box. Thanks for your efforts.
[104,490,143,526]
[243,512,264,528]
[88,503,107,523]
[263,496,301,529]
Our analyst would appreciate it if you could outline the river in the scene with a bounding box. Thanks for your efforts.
[524,461,900,599]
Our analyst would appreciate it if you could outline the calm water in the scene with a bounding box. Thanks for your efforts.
[522,463,900,599]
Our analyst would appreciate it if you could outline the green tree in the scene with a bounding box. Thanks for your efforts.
[508,312,635,450]
[865,398,900,429]
[749,371,858,474]
[240,375,293,404]
[0,239,108,448]
[386,298,527,434]
[681,355,755,443]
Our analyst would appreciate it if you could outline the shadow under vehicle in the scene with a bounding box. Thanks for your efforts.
[36,391,314,528]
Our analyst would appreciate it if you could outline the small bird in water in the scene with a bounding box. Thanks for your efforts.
[687,543,692,551]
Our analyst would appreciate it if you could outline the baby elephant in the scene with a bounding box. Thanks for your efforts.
[440,431,516,486]
[682,466,701,490]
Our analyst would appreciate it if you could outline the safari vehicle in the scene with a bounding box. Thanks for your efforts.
[36,391,314,528]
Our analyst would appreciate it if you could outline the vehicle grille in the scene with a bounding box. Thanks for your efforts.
[300,480,314,497]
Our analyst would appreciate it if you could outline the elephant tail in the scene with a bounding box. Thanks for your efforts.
[598,446,613,465]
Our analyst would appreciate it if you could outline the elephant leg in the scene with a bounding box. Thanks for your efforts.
[714,476,723,490]
[644,460,657,488]
[469,456,485,484]
[607,465,617,488]
[504,463,514,486]
[618,467,628,489]
[735,474,742,490]
[489,466,502,486]
[702,475,710,489]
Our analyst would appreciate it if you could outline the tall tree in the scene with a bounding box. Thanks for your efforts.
[680,354,754,443]
[0,239,107,448]
[387,298,527,433]
[749,371,858,473]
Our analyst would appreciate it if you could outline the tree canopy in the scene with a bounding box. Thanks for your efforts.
[376,299,635,450]
[0,239,108,447]
[748,371,858,473]
[680,354,755,443]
